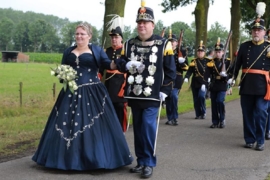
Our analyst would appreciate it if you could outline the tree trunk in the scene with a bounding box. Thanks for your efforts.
[102,0,126,49]
[230,0,241,61]
[194,0,209,50]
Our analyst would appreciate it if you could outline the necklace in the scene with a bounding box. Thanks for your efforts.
[75,57,79,65]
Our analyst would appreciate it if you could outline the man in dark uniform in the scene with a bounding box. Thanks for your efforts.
[264,29,270,140]
[99,26,128,132]
[233,2,270,151]
[115,1,176,178]
[165,34,188,126]
[208,38,234,128]
[184,41,211,119]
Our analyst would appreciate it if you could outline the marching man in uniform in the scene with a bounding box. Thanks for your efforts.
[115,0,176,178]
[233,2,270,151]
[99,19,128,132]
[208,37,234,128]
[165,32,188,126]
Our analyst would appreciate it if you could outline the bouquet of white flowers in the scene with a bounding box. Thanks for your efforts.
[51,64,78,93]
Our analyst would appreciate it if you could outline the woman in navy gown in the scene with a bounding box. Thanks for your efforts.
[32,22,133,170]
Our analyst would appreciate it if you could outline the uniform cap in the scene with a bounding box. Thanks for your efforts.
[136,0,155,23]
[197,40,205,51]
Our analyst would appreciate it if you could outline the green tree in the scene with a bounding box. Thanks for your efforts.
[0,17,14,50]
[91,25,100,45]
[102,0,126,49]
[41,23,60,53]
[231,0,241,60]
[207,22,229,51]
[60,22,79,47]
[161,0,211,48]
[153,20,165,36]
[13,21,31,52]
[122,26,133,41]
[28,20,49,52]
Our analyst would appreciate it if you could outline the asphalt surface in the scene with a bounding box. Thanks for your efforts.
[1,98,270,180]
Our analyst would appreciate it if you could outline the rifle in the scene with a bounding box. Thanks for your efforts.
[160,27,166,38]
[178,29,184,58]
[220,30,233,77]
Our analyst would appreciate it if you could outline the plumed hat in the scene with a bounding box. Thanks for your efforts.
[106,15,124,38]
[251,2,266,30]
[214,37,224,51]
[136,0,155,23]
[197,40,205,51]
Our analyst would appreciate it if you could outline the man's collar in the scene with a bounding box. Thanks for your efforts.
[252,39,264,45]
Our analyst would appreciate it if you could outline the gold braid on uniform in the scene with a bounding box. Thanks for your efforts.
[162,81,174,90]
[195,59,206,80]
[181,64,189,70]
[121,42,126,55]
[189,59,195,66]
[164,41,174,56]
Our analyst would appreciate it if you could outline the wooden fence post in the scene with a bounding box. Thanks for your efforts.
[19,82,23,107]
[52,83,56,101]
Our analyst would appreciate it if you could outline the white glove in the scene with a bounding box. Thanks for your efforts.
[208,78,211,83]
[227,78,232,84]
[238,86,240,89]
[126,61,142,70]
[159,92,168,101]
[184,78,188,83]
[178,57,185,63]
[220,71,227,77]
[232,80,235,86]
[201,84,206,92]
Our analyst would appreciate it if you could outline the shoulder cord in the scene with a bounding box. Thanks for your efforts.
[195,59,206,81]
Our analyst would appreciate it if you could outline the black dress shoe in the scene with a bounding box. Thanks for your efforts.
[219,121,225,128]
[210,124,218,128]
[141,166,153,179]
[172,119,178,125]
[130,165,144,173]
[255,144,264,151]
[195,116,200,119]
[165,121,173,125]
[244,143,254,148]
[265,132,270,140]
[201,114,206,119]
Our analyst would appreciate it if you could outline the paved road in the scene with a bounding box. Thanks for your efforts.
[1,99,270,180]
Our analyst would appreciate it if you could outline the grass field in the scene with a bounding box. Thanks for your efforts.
[0,62,240,157]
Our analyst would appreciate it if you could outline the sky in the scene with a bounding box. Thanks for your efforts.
[1,0,231,31]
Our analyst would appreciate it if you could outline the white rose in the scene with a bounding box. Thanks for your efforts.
[73,85,78,90]
[143,87,152,96]
[68,81,73,86]
[135,75,143,84]
[145,76,154,86]
[128,75,135,84]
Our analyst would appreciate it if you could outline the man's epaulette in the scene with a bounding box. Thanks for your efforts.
[121,42,126,55]
[164,41,174,56]
[181,64,189,70]
[207,60,214,67]
[226,58,231,61]
[189,59,196,66]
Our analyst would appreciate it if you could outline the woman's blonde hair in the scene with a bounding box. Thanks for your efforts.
[76,22,92,36]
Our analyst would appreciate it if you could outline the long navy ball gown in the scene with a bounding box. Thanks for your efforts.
[32,50,133,170]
